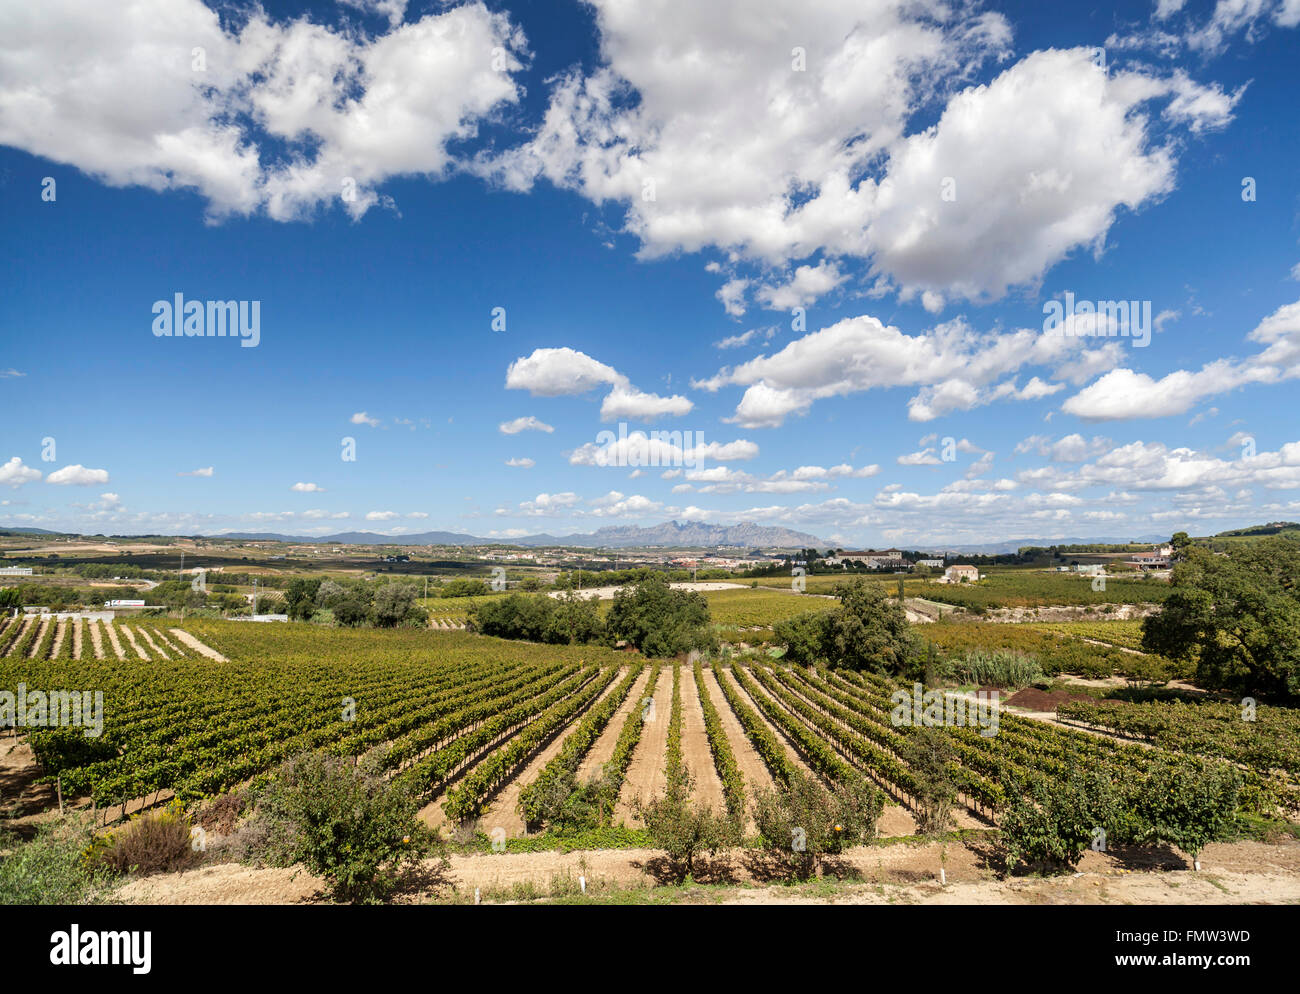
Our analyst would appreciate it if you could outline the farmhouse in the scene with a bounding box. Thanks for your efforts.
[1129,545,1172,570]
[943,564,980,583]
[838,550,910,569]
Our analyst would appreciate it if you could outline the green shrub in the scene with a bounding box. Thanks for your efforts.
[752,770,882,879]
[0,816,111,904]
[246,751,442,902]
[775,611,831,665]
[899,727,958,834]
[1135,760,1241,864]
[637,770,738,881]
[1001,769,1119,873]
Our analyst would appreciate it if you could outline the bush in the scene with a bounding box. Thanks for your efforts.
[87,802,199,876]
[1135,760,1241,865]
[900,727,957,834]
[752,770,882,879]
[0,816,111,904]
[245,752,442,902]
[517,765,611,833]
[196,790,246,835]
[638,770,738,881]
[1001,769,1118,873]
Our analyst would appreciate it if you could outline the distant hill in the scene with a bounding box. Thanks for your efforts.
[512,520,827,549]
[937,535,1169,556]
[1210,521,1300,539]
[217,530,483,545]
[211,520,827,549]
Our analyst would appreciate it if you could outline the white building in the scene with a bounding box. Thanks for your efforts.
[943,565,980,583]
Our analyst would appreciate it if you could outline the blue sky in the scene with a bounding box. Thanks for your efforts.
[1,0,1299,547]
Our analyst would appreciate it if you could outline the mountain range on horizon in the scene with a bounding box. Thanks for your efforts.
[0,520,1183,554]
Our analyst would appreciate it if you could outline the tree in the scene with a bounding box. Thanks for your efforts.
[545,589,606,645]
[1142,539,1300,700]
[469,593,555,641]
[1001,768,1119,873]
[372,582,424,628]
[605,574,716,657]
[1169,531,1192,557]
[822,578,921,672]
[333,595,371,627]
[314,580,346,610]
[752,770,882,880]
[1136,760,1240,868]
[900,727,957,834]
[638,769,737,881]
[0,587,20,611]
[284,577,321,621]
[251,752,442,903]
[774,610,831,665]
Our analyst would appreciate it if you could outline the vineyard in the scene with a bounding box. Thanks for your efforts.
[919,621,1192,681]
[3,619,1293,846]
[751,570,1172,609]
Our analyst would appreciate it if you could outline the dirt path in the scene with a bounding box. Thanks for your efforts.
[576,668,652,780]
[110,836,1300,906]
[103,622,126,660]
[147,627,182,656]
[49,618,67,658]
[6,615,35,654]
[700,667,776,803]
[169,629,228,662]
[721,667,817,778]
[119,625,150,661]
[27,617,51,658]
[480,672,627,839]
[71,617,82,659]
[616,668,674,824]
[679,665,726,814]
[88,619,104,659]
[136,627,169,660]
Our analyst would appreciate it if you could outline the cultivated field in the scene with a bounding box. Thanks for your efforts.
[4,620,1295,861]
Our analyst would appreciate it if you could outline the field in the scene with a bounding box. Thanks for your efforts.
[4,619,1293,845]
[751,569,1171,609]
[919,620,1192,681]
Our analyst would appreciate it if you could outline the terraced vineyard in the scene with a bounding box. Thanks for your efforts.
[3,619,1293,839]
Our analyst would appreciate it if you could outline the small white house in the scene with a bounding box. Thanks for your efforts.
[943,565,980,583]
